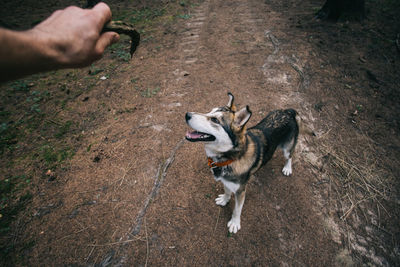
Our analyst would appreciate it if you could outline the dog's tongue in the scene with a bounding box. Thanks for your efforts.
[185,130,215,142]
[186,130,203,139]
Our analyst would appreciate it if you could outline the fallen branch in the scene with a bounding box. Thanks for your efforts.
[96,139,185,265]
[131,138,185,236]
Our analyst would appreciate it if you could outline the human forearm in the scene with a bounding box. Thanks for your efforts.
[0,3,119,83]
[0,28,59,82]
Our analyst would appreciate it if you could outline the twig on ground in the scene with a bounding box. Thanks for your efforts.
[131,138,185,236]
[87,238,142,247]
[59,227,90,242]
[280,252,306,267]
[112,139,127,152]
[213,208,221,233]
[118,160,134,187]
[46,119,62,126]
[144,217,149,267]
[318,129,331,139]
[183,216,190,226]
[86,241,96,262]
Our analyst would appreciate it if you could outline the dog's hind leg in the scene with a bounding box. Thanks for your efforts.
[282,148,293,176]
[281,137,297,176]
[215,185,232,206]
[227,187,246,233]
[281,116,300,176]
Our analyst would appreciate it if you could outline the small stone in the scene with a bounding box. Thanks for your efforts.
[93,155,101,162]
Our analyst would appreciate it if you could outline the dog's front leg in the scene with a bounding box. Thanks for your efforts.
[215,185,232,206]
[227,186,246,233]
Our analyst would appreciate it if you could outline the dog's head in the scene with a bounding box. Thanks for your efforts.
[185,92,252,154]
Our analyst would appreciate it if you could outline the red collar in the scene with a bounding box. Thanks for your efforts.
[207,157,235,168]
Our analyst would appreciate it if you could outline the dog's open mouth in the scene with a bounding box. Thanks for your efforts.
[185,130,216,142]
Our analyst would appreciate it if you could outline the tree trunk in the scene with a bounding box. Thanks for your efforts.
[316,0,365,21]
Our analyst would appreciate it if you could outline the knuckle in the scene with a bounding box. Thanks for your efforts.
[87,28,99,38]
[65,6,80,12]
[51,10,61,16]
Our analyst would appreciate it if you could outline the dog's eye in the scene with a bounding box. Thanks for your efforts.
[211,117,220,124]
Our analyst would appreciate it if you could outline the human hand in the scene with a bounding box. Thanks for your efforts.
[29,2,120,68]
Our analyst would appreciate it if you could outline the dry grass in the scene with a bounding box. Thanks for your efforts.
[314,128,400,264]
[318,131,394,222]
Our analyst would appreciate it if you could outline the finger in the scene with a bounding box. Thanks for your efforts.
[91,2,112,30]
[95,32,120,56]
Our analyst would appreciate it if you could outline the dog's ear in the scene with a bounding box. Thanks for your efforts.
[227,92,236,112]
[233,105,252,128]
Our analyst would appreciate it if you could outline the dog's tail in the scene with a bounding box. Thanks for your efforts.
[294,112,316,137]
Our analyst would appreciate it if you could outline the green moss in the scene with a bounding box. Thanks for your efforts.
[55,120,73,139]
[39,144,74,169]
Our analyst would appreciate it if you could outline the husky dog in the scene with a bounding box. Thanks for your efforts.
[185,92,304,233]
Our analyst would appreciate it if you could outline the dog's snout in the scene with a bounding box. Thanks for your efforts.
[185,112,192,122]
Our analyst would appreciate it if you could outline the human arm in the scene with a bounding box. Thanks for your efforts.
[0,2,119,82]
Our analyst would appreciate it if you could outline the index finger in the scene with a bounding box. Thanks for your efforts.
[91,2,112,30]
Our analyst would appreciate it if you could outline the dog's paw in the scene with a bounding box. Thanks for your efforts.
[215,194,230,206]
[227,218,241,233]
[282,165,292,176]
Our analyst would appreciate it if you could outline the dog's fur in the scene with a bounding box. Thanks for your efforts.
[185,93,303,233]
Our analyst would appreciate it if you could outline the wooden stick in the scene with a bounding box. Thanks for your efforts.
[103,20,140,57]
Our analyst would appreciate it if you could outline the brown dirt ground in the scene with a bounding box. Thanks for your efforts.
[1,0,399,266]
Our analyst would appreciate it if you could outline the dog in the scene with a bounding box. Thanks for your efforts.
[185,92,306,233]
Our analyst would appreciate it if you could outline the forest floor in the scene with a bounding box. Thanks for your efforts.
[0,0,399,265]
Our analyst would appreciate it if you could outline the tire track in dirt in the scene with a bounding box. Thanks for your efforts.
[179,1,209,65]
[93,3,216,264]
[238,0,326,262]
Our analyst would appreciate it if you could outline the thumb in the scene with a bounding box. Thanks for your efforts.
[95,32,120,55]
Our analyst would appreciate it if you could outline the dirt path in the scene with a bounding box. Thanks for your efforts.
[1,0,399,266]
[22,0,337,264]
[137,0,338,265]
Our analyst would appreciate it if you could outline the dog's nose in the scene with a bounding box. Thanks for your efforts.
[185,112,192,122]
